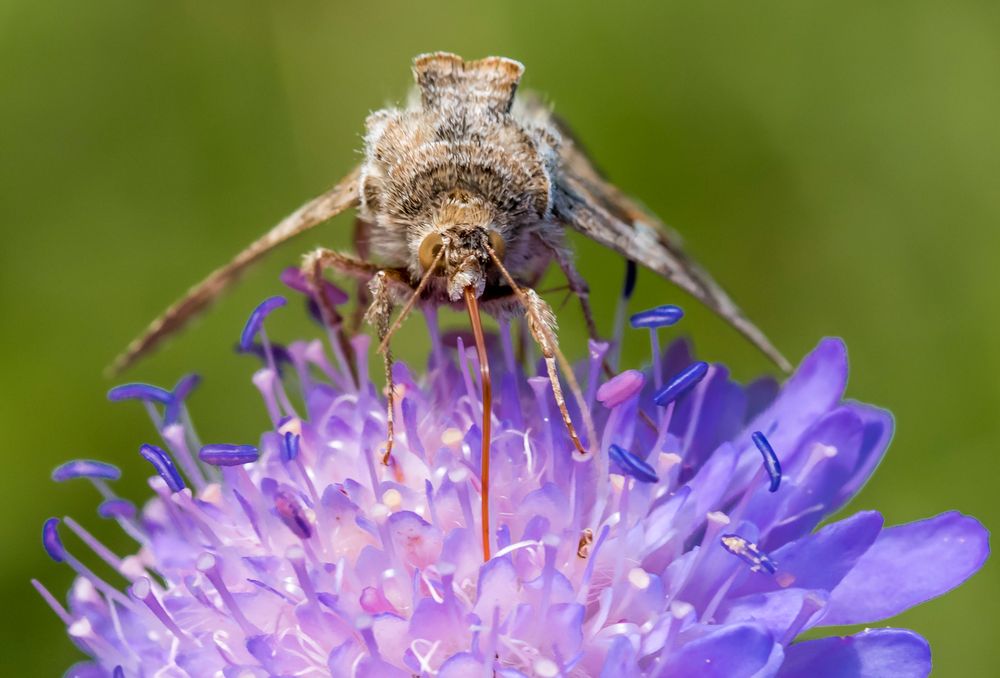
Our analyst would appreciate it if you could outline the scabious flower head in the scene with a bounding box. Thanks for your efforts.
[39,275,988,677]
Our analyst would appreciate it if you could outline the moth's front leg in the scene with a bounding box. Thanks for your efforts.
[364,269,415,467]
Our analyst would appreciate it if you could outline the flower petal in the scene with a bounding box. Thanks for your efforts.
[776,628,930,678]
[821,511,989,625]
[660,623,781,677]
[735,511,883,598]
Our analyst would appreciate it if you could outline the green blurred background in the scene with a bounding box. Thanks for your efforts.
[2,0,997,674]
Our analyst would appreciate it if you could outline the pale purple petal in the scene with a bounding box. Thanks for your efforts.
[658,623,779,677]
[777,628,930,678]
[822,511,989,625]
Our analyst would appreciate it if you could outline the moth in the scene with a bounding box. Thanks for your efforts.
[112,53,788,559]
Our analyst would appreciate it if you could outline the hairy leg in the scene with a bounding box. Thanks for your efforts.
[539,236,601,343]
[302,248,414,461]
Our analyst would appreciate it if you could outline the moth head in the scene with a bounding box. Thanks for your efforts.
[418,225,506,301]
[417,191,506,300]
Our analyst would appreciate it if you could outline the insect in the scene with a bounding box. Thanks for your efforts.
[111,52,788,560]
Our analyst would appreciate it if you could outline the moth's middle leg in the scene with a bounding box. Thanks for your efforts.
[539,236,601,343]
[302,247,414,464]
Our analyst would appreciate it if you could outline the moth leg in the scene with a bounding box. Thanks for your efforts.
[301,248,411,397]
[364,269,414,466]
[539,236,601,343]
[350,216,376,333]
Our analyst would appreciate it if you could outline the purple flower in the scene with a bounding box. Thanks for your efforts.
[36,294,988,677]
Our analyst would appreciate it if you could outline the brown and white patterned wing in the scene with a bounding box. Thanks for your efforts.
[548,113,791,372]
[109,166,362,375]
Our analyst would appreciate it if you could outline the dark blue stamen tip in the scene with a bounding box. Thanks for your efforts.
[51,459,121,482]
[98,498,136,520]
[139,443,185,493]
[608,444,659,483]
[107,383,172,404]
[630,304,684,330]
[198,443,260,467]
[163,373,201,426]
[113,667,125,678]
[282,432,301,462]
[42,517,65,563]
[238,342,293,373]
[720,534,777,574]
[280,267,349,305]
[752,431,782,492]
[240,296,287,352]
[653,361,709,407]
[172,373,201,401]
[622,260,638,299]
[274,490,312,539]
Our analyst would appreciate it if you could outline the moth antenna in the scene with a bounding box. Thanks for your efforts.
[376,247,444,355]
[486,246,597,459]
[463,286,492,561]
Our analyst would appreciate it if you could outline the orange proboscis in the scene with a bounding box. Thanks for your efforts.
[463,286,493,562]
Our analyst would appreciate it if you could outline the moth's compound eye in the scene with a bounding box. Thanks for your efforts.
[418,231,446,273]
[488,230,506,261]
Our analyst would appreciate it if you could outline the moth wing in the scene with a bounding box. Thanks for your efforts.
[546,112,791,371]
[109,165,362,375]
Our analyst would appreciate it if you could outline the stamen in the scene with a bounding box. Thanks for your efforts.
[596,370,645,409]
[163,373,201,426]
[751,431,782,492]
[130,577,184,637]
[42,517,66,562]
[239,296,287,352]
[720,534,777,574]
[281,432,301,462]
[107,383,172,404]
[286,545,317,602]
[274,490,313,539]
[196,553,258,635]
[63,516,124,572]
[51,460,121,482]
[608,444,659,484]
[198,444,260,467]
[32,579,72,624]
[139,443,185,493]
[98,499,136,520]
[281,266,348,304]
[629,305,684,329]
[610,260,638,370]
[653,361,709,407]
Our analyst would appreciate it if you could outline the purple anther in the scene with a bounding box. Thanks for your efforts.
[281,267,348,304]
[608,444,659,483]
[596,370,645,409]
[98,499,136,520]
[198,444,260,467]
[281,432,300,462]
[107,383,172,404]
[274,490,312,539]
[239,341,293,367]
[139,443,185,492]
[629,304,684,329]
[240,296,287,352]
[51,460,121,482]
[163,373,202,425]
[752,431,782,492]
[653,361,709,407]
[42,517,66,562]
[720,534,777,574]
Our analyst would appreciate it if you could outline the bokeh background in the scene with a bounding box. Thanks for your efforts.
[2,0,997,674]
